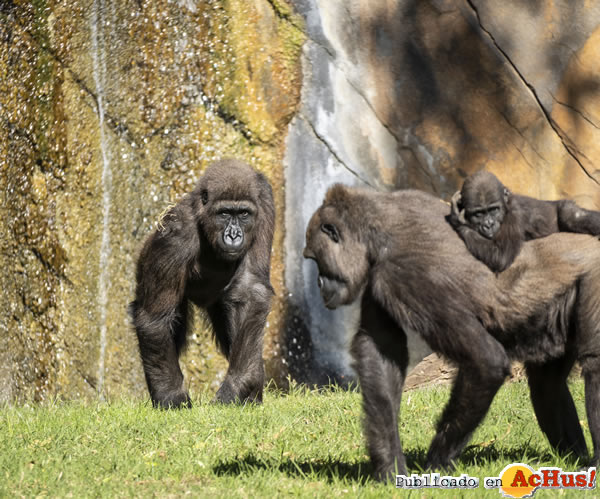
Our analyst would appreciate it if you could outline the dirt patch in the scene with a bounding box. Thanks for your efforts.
[404,354,530,391]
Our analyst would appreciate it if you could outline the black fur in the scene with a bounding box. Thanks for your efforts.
[450,171,600,272]
[304,185,600,480]
[130,159,275,408]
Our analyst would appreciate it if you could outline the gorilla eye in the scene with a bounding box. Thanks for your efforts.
[201,190,208,205]
[321,223,340,243]
[240,210,250,220]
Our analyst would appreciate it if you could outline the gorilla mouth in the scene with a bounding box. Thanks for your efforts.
[219,244,245,260]
[480,225,498,239]
[317,273,347,309]
[317,273,341,288]
[223,233,243,249]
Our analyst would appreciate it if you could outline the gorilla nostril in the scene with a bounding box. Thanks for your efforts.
[225,235,243,248]
[318,275,324,289]
[224,226,244,247]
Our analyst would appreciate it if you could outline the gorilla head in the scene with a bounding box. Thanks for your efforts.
[303,185,370,309]
[195,160,261,260]
[458,171,509,239]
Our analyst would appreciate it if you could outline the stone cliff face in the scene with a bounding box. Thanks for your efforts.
[0,0,303,402]
[283,0,600,381]
[2,0,600,401]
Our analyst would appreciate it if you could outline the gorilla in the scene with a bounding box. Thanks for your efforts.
[130,159,275,408]
[304,184,600,481]
[450,171,600,272]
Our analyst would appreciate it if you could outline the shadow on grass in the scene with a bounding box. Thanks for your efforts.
[213,445,570,482]
[407,444,576,471]
[459,444,556,466]
[213,453,373,483]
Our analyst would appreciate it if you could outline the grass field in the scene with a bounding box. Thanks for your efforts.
[0,379,596,497]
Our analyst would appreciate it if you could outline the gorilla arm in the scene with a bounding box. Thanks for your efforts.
[131,197,199,408]
[209,269,273,403]
[556,199,600,235]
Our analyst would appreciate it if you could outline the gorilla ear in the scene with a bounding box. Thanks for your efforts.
[321,223,340,243]
[201,189,208,205]
[452,190,463,211]
[503,187,511,203]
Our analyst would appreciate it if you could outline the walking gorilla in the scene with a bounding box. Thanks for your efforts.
[304,184,600,481]
[130,159,275,409]
[450,171,600,272]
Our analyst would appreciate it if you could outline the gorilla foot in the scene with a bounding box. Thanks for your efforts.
[213,379,263,405]
[425,449,457,473]
[373,461,408,483]
[152,390,191,410]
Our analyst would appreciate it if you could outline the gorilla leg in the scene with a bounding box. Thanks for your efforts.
[132,302,191,409]
[581,357,600,466]
[576,270,600,466]
[557,200,600,234]
[526,357,587,459]
[210,282,272,404]
[351,294,408,481]
[427,324,510,469]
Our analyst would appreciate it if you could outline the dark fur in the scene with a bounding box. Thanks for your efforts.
[130,159,275,408]
[304,185,600,480]
[450,171,600,272]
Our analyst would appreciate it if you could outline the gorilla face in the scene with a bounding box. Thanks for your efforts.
[199,197,257,261]
[460,171,509,240]
[303,203,369,309]
[213,201,257,259]
[464,201,505,239]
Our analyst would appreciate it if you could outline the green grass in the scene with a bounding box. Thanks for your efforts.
[0,380,596,497]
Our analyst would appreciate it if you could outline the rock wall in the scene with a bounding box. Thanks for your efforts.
[283,0,600,381]
[0,0,303,402]
[3,0,600,400]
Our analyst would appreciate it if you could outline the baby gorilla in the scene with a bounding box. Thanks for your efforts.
[450,171,600,272]
[130,159,275,408]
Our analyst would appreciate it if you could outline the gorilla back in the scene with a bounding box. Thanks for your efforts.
[130,159,275,408]
[304,185,600,480]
